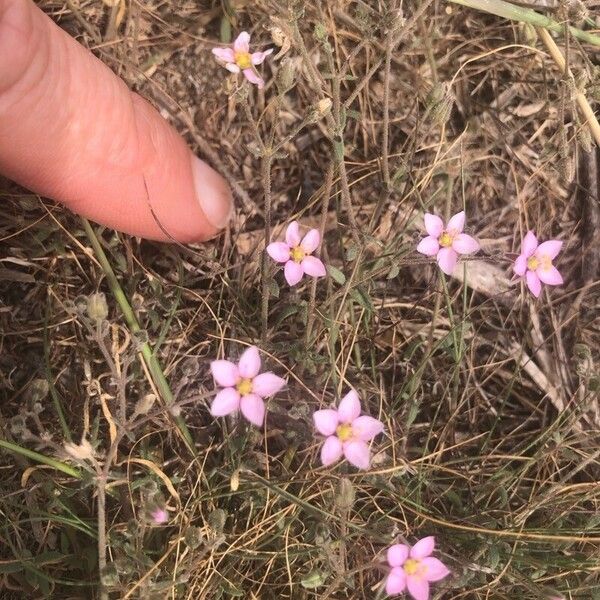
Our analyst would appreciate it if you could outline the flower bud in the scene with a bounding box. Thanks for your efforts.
[86,292,108,321]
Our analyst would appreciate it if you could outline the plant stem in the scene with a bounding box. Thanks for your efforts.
[81,219,195,452]
[448,0,600,47]
[260,155,273,342]
[536,26,600,146]
[0,439,81,478]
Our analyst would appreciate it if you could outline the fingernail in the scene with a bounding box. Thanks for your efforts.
[190,155,233,229]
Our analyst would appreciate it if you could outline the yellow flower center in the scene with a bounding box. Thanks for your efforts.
[235,52,253,69]
[527,256,540,271]
[403,558,421,576]
[336,423,354,442]
[236,378,253,396]
[439,231,453,248]
[290,246,305,263]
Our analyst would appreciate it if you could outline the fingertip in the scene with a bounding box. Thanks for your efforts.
[190,155,233,233]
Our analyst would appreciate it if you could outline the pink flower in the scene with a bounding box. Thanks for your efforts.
[313,390,384,470]
[513,231,563,298]
[150,507,169,525]
[384,537,450,600]
[266,221,326,286]
[416,211,480,275]
[211,31,273,89]
[210,346,286,427]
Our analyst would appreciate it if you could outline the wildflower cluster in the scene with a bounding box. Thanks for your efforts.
[205,32,568,600]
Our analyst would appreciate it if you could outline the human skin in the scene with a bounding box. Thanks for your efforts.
[0,0,233,242]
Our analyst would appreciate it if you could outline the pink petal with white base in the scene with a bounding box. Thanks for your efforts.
[284,260,304,286]
[452,233,479,255]
[417,236,440,256]
[240,394,265,426]
[321,435,343,466]
[337,390,361,423]
[526,270,542,297]
[251,48,273,64]
[238,346,261,379]
[406,576,429,600]
[446,210,465,233]
[513,255,527,277]
[410,536,435,559]
[343,440,370,469]
[352,415,384,441]
[387,544,410,567]
[252,372,286,397]
[267,242,291,263]
[210,360,239,387]
[421,557,450,582]
[424,213,443,237]
[538,266,563,286]
[225,63,240,73]
[313,409,339,436]
[300,229,320,254]
[301,256,326,277]
[210,388,241,416]
[522,231,538,257]
[243,69,264,88]
[212,47,235,62]
[286,222,301,247]
[437,248,458,275]
[537,240,563,259]
[385,568,407,595]
[233,31,250,53]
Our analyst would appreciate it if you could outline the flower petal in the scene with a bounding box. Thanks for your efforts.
[320,435,343,466]
[387,544,410,567]
[411,536,435,559]
[385,568,407,595]
[243,68,264,88]
[238,346,261,379]
[301,256,326,278]
[210,360,239,387]
[537,240,563,260]
[225,63,240,73]
[406,575,429,600]
[210,388,240,417]
[452,233,479,255]
[212,47,236,63]
[513,254,527,277]
[421,557,450,582]
[240,394,265,426]
[337,390,361,423]
[522,231,538,257]
[286,221,301,247]
[352,415,384,441]
[233,31,250,53]
[538,266,563,286]
[284,260,304,286]
[300,229,321,254]
[417,236,440,257]
[251,48,273,65]
[526,270,542,297]
[436,248,458,275]
[313,409,339,436]
[343,440,371,470]
[446,210,465,233]
[424,213,443,237]
[252,372,286,398]
[267,242,291,263]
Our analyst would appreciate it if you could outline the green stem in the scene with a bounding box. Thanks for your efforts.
[0,439,81,478]
[81,219,195,452]
[448,0,600,47]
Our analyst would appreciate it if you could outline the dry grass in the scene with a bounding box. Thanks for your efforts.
[1,1,599,599]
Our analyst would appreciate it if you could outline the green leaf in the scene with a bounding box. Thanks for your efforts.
[301,570,329,589]
[387,263,400,279]
[327,265,346,285]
